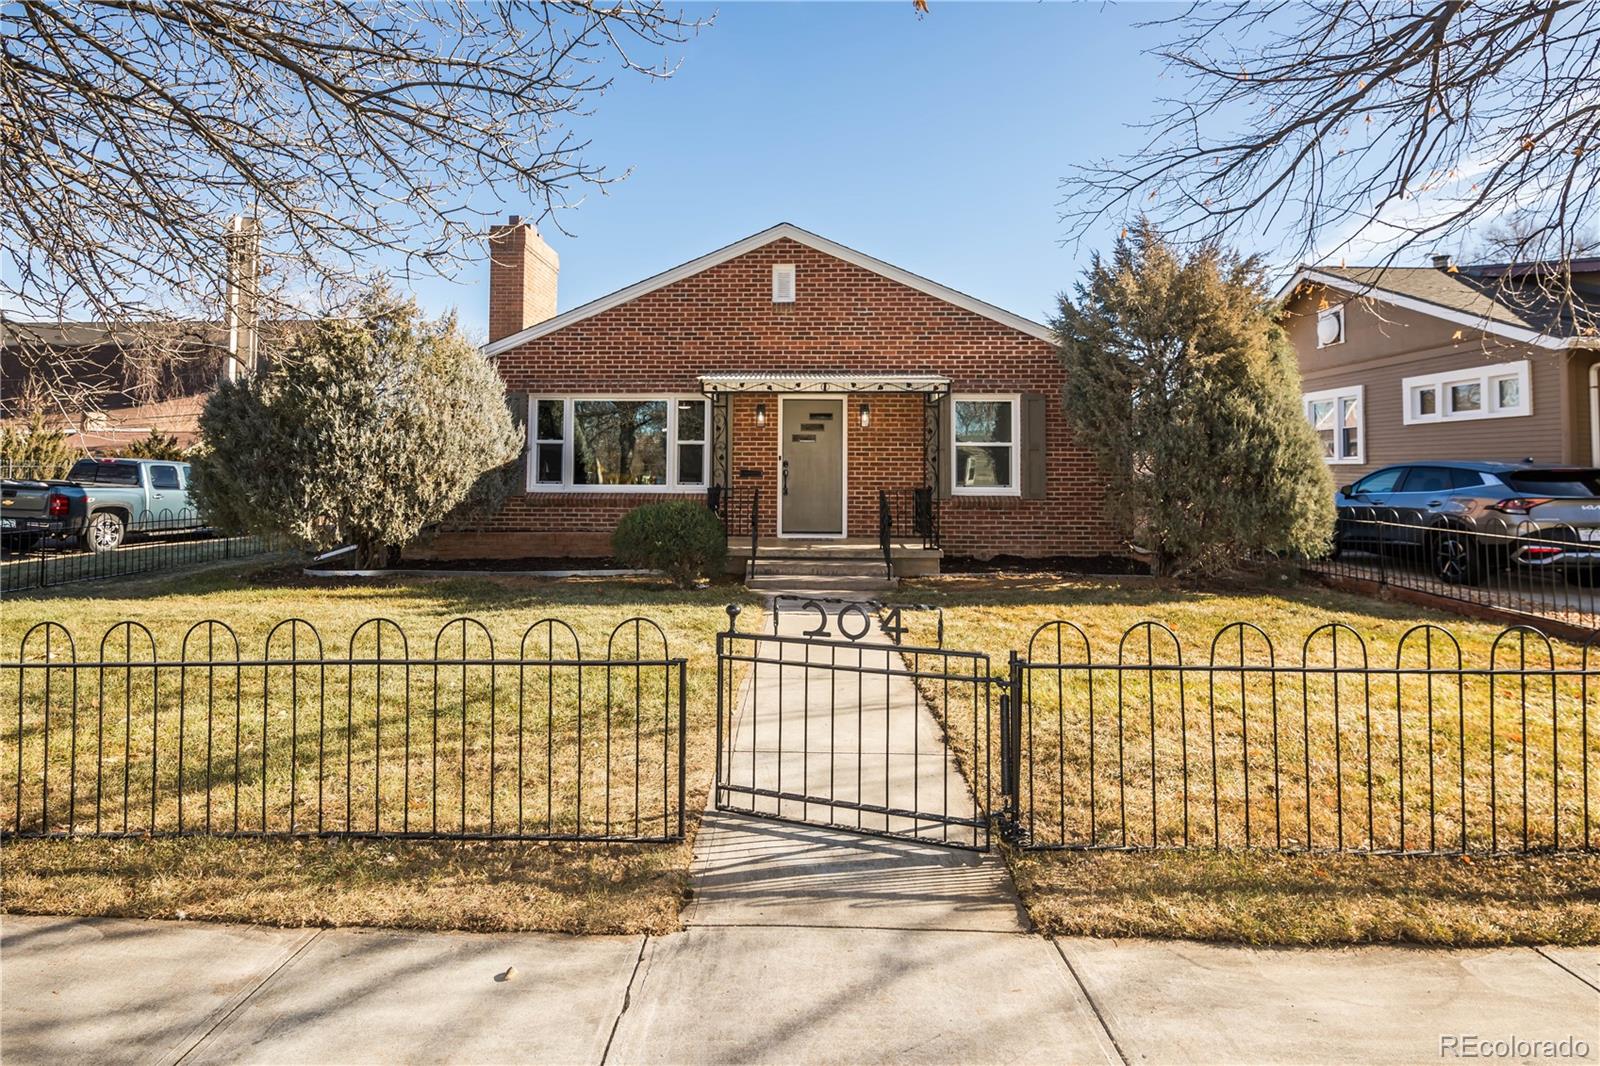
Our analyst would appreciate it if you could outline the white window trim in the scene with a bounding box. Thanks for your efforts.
[1401,359,1531,425]
[1316,305,1345,348]
[1303,384,1365,465]
[951,393,1022,496]
[526,394,710,493]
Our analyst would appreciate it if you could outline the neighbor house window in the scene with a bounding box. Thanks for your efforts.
[1410,384,1438,420]
[1401,360,1530,425]
[528,396,709,491]
[1316,306,1345,348]
[1303,385,1364,464]
[952,394,1020,494]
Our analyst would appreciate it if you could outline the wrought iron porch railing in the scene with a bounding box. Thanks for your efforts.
[878,486,939,550]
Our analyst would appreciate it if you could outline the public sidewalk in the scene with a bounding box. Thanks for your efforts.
[3,912,1595,1065]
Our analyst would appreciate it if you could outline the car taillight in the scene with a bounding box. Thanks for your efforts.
[1491,497,1554,515]
[46,492,70,517]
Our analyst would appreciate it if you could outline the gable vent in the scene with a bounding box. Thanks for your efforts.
[772,263,796,304]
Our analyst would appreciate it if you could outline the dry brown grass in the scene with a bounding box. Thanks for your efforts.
[2,561,758,934]
[2,836,686,934]
[1008,846,1600,946]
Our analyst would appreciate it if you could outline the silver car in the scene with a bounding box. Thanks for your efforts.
[1333,461,1600,584]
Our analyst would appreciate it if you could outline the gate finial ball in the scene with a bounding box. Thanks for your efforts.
[725,603,741,631]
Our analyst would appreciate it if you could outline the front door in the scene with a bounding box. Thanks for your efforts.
[780,398,844,535]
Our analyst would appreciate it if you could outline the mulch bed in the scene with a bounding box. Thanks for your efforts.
[940,553,1149,576]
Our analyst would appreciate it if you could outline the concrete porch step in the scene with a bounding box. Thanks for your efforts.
[746,575,899,596]
[751,559,893,577]
[735,544,888,561]
[730,540,941,578]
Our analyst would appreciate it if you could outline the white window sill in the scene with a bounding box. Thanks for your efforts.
[1402,409,1532,426]
[528,483,703,494]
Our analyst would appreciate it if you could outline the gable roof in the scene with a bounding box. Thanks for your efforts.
[482,222,1055,357]
[1279,263,1600,349]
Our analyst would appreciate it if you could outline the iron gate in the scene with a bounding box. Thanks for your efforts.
[714,600,995,849]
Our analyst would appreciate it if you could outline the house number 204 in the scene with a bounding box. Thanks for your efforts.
[797,601,908,644]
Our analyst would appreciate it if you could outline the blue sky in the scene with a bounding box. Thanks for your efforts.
[415,1,1179,338]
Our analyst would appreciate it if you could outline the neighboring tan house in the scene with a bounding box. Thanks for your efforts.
[450,219,1116,570]
[1279,257,1600,484]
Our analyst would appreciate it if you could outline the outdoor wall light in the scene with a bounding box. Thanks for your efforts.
[859,402,871,428]
[755,402,767,427]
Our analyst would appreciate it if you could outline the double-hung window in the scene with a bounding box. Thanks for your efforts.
[529,396,709,491]
[1303,385,1364,464]
[952,394,1020,494]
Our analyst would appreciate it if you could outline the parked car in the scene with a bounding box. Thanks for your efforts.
[1334,461,1600,584]
[0,458,201,553]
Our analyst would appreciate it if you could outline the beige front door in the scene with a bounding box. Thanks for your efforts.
[780,398,845,535]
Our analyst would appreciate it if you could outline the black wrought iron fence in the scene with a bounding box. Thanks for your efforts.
[1,510,282,594]
[1003,620,1596,855]
[1304,508,1600,631]
[3,617,688,842]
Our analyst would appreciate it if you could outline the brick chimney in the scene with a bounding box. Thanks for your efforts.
[488,215,559,343]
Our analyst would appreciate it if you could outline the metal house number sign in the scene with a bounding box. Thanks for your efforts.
[795,600,909,644]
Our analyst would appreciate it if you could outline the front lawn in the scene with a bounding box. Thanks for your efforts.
[1,561,758,934]
[899,572,1600,946]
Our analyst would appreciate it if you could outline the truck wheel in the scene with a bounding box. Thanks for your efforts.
[85,511,126,552]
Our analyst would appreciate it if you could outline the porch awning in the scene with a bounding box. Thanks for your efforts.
[697,372,950,394]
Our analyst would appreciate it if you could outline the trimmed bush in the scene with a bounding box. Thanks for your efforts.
[612,501,727,588]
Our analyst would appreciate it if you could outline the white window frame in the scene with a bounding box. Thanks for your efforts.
[1303,385,1365,465]
[950,393,1022,496]
[531,399,566,486]
[526,394,710,493]
[1401,359,1531,425]
[1316,305,1345,348]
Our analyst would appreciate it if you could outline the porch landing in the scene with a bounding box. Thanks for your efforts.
[728,538,941,595]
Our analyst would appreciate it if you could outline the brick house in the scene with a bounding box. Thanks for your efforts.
[454,220,1116,575]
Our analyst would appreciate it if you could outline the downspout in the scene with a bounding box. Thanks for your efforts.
[1590,360,1599,466]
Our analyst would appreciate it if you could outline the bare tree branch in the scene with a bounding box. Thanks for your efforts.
[1061,1,1600,320]
[0,0,704,330]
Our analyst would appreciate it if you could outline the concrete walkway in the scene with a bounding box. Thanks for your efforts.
[5,603,1598,1064]
[716,601,986,847]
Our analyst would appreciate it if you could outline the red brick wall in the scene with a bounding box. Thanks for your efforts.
[477,237,1117,559]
